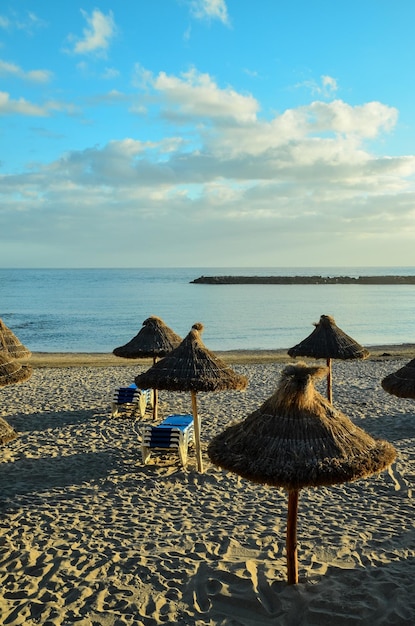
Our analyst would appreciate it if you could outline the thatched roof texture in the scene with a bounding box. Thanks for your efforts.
[0,319,31,359]
[113,316,182,359]
[0,416,17,445]
[381,358,415,399]
[288,315,369,360]
[0,350,33,387]
[135,322,248,473]
[208,362,396,490]
[135,323,248,393]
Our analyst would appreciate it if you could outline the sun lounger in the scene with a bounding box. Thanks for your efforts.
[141,414,194,468]
[111,384,152,418]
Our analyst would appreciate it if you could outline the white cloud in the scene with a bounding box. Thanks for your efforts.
[0,91,48,116]
[0,91,78,117]
[86,89,129,106]
[305,100,398,137]
[74,61,120,81]
[133,68,396,158]
[189,0,229,25]
[322,75,338,93]
[0,11,47,33]
[17,11,47,32]
[101,67,120,80]
[296,74,339,98]
[147,67,259,123]
[132,63,155,90]
[71,9,116,56]
[0,59,52,83]
[1,67,414,266]
[200,99,398,159]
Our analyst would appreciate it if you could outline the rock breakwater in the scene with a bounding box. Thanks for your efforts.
[191,275,415,285]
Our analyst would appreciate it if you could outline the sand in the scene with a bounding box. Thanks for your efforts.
[0,347,414,625]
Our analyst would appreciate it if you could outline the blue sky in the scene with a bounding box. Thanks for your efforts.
[1,0,415,268]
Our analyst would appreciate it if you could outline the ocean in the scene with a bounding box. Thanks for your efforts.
[1,267,414,353]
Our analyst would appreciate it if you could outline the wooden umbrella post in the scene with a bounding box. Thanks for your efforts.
[326,357,332,403]
[286,489,299,585]
[152,356,158,421]
[191,391,204,473]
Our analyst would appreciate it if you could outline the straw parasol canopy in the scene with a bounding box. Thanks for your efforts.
[113,315,182,360]
[0,417,17,445]
[381,358,415,399]
[0,351,33,446]
[0,318,31,359]
[135,322,248,472]
[113,316,182,420]
[287,314,369,403]
[0,350,33,387]
[208,362,396,584]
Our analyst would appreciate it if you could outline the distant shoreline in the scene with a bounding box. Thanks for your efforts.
[28,344,415,368]
[191,275,415,285]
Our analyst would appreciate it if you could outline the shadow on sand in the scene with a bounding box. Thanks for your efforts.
[0,448,124,503]
[6,409,101,433]
[182,555,415,625]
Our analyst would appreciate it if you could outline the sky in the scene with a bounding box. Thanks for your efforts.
[1,0,415,268]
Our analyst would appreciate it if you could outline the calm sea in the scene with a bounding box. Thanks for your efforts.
[0,267,414,353]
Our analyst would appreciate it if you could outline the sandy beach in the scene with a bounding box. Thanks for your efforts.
[1,346,414,625]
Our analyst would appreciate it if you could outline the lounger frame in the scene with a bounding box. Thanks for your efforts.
[111,385,152,418]
[141,414,194,468]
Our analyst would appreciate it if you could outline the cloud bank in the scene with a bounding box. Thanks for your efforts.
[1,3,414,268]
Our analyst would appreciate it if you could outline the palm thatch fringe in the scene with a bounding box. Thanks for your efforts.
[113,316,182,359]
[208,362,396,491]
[0,351,33,387]
[208,362,395,584]
[0,318,31,359]
[288,315,369,360]
[0,417,18,445]
[136,323,248,473]
[381,358,415,399]
[288,315,369,403]
[135,322,248,393]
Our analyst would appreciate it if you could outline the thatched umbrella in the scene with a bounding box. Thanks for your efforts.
[0,318,31,359]
[381,358,415,399]
[0,417,17,445]
[288,314,369,403]
[113,316,182,420]
[0,351,33,445]
[208,362,396,584]
[134,323,248,472]
[0,350,32,387]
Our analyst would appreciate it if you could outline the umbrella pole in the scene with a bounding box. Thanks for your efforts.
[326,358,332,403]
[286,489,299,585]
[191,391,203,473]
[152,356,158,421]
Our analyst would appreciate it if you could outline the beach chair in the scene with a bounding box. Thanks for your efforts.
[141,414,194,468]
[111,384,152,418]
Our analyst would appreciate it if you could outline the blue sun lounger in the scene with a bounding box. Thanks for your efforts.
[111,384,152,418]
[141,414,194,468]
